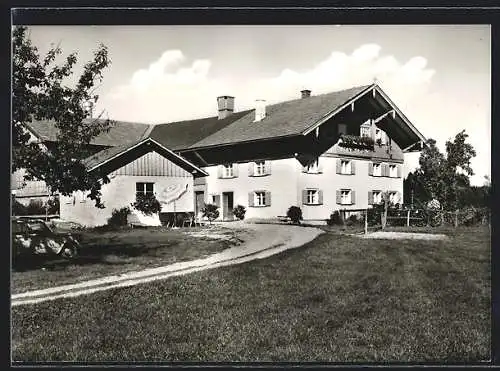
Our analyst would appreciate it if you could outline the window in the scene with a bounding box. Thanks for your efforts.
[254,191,266,206]
[254,161,266,176]
[340,189,352,205]
[360,125,371,138]
[306,158,320,173]
[372,190,382,204]
[338,124,347,135]
[223,164,233,178]
[341,160,351,175]
[375,128,386,144]
[389,191,399,204]
[136,182,154,196]
[389,164,398,178]
[372,163,382,176]
[307,189,320,205]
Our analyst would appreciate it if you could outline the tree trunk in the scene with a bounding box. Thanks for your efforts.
[454,209,459,228]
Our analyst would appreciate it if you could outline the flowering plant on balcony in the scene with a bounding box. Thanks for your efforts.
[338,134,375,150]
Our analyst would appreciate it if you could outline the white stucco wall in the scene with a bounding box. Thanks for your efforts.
[204,156,404,222]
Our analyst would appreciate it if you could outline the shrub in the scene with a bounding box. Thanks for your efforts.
[287,206,303,224]
[327,210,344,226]
[107,207,131,227]
[345,214,359,226]
[202,203,219,224]
[131,193,161,216]
[232,205,246,220]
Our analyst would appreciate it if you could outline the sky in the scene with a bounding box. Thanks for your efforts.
[25,25,491,186]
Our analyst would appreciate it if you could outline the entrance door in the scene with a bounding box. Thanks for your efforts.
[195,191,205,218]
[222,192,234,221]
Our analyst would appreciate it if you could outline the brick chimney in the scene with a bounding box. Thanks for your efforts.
[254,99,266,122]
[301,89,311,99]
[217,96,235,120]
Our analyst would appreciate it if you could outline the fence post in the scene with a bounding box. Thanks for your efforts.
[406,209,410,227]
[365,209,368,235]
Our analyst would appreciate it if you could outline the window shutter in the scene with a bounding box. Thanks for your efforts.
[382,164,389,177]
[233,163,239,178]
[318,159,323,173]
[368,162,373,176]
[265,161,272,175]
[351,161,356,175]
[217,166,223,178]
[248,192,254,207]
[336,190,341,204]
[368,191,374,205]
[336,159,341,174]
[302,190,308,205]
[397,191,402,204]
[248,163,254,177]
[397,165,402,178]
[265,191,271,206]
[351,190,356,205]
[318,190,323,205]
[214,195,221,207]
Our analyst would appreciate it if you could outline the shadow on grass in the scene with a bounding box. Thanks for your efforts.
[12,241,180,273]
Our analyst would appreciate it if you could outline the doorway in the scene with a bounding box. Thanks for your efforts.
[222,192,234,221]
[195,191,205,218]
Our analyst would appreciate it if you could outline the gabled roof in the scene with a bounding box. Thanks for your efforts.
[24,118,151,147]
[187,85,372,149]
[149,109,252,151]
[84,137,208,176]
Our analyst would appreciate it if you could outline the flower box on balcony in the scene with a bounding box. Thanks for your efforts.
[338,134,375,150]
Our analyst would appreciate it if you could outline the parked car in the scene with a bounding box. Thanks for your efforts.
[12,218,80,260]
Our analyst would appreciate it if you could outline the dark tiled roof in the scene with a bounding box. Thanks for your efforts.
[149,109,253,151]
[83,138,144,170]
[188,85,372,149]
[25,118,151,147]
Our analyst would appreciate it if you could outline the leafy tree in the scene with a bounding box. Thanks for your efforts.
[409,130,476,211]
[12,26,113,208]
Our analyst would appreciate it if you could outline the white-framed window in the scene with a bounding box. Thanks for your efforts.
[136,182,154,196]
[389,191,399,204]
[254,161,266,176]
[340,160,352,175]
[389,164,398,178]
[306,158,320,173]
[340,189,352,205]
[372,190,382,204]
[254,191,266,206]
[223,164,234,178]
[307,189,320,205]
[338,124,347,135]
[360,125,371,138]
[372,163,382,176]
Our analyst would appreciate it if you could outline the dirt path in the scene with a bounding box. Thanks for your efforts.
[11,223,323,307]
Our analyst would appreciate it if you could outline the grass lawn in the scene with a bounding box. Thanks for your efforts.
[12,225,253,294]
[11,225,490,363]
